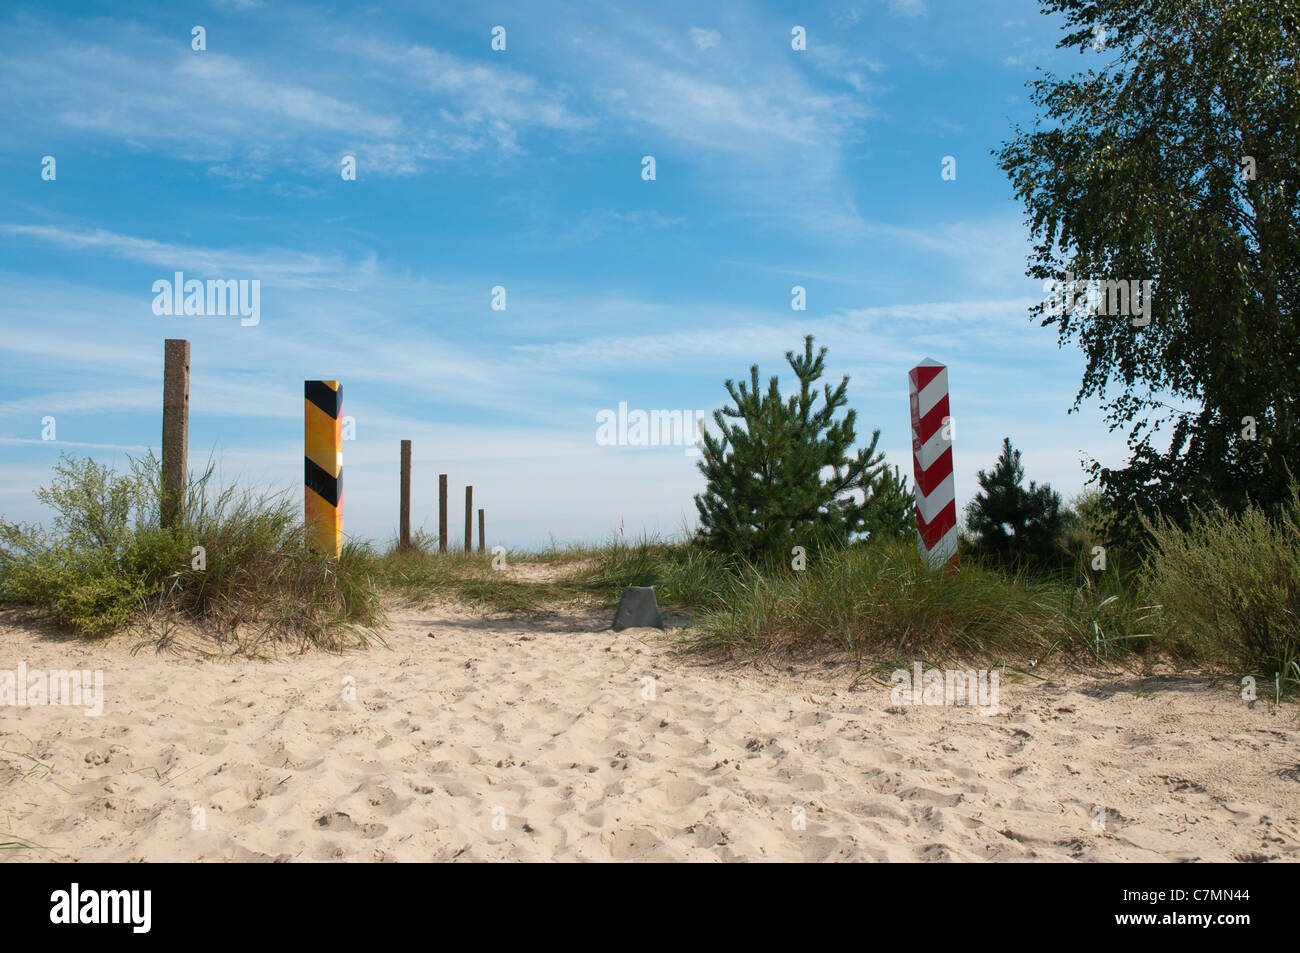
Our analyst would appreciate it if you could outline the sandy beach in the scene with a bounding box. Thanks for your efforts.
[2,602,1298,863]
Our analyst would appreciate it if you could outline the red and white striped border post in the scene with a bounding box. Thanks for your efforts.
[909,359,957,569]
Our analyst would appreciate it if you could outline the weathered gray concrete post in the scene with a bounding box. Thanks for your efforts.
[464,486,473,552]
[612,587,664,631]
[439,474,448,553]
[399,440,412,549]
[161,339,190,530]
[478,508,485,553]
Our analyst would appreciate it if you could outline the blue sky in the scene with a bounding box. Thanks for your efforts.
[0,0,1129,548]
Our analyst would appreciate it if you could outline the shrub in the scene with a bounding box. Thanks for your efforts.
[1143,488,1300,690]
[0,549,148,635]
[0,453,382,648]
[1071,489,1112,540]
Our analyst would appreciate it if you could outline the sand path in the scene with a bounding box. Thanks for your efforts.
[2,605,1298,862]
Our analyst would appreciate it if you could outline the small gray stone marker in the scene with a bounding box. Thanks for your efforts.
[612,586,663,631]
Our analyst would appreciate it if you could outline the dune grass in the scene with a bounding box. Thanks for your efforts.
[681,537,1161,674]
[1,453,1296,694]
[685,539,1056,660]
[0,453,383,651]
[565,536,735,606]
[349,530,736,615]
[0,835,46,853]
[389,530,1158,674]
[354,532,580,613]
[1142,488,1300,697]
[1058,548,1158,664]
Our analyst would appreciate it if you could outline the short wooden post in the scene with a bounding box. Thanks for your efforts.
[399,440,412,549]
[305,380,343,558]
[464,486,473,552]
[161,339,190,529]
[438,474,448,553]
[478,508,485,553]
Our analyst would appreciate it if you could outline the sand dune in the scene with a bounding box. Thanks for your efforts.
[2,604,1298,862]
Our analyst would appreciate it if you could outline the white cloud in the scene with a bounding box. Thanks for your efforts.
[866,217,1038,291]
[0,225,365,289]
[574,17,874,236]
[886,0,927,16]
[690,27,721,50]
[0,9,882,238]
[0,18,587,177]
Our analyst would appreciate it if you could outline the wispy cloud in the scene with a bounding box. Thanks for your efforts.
[0,16,586,176]
[689,27,721,50]
[0,7,883,238]
[570,14,876,236]
[0,225,370,288]
[886,0,928,16]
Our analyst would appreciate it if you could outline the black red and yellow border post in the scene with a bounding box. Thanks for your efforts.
[304,380,343,558]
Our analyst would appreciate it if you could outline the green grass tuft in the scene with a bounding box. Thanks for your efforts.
[1142,486,1300,692]
[686,538,1067,662]
[0,453,383,651]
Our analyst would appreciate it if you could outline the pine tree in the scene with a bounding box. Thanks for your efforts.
[964,437,1067,566]
[862,464,915,541]
[694,336,906,561]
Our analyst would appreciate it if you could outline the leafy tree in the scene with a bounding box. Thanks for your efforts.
[996,0,1300,538]
[965,438,1069,566]
[694,336,907,561]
